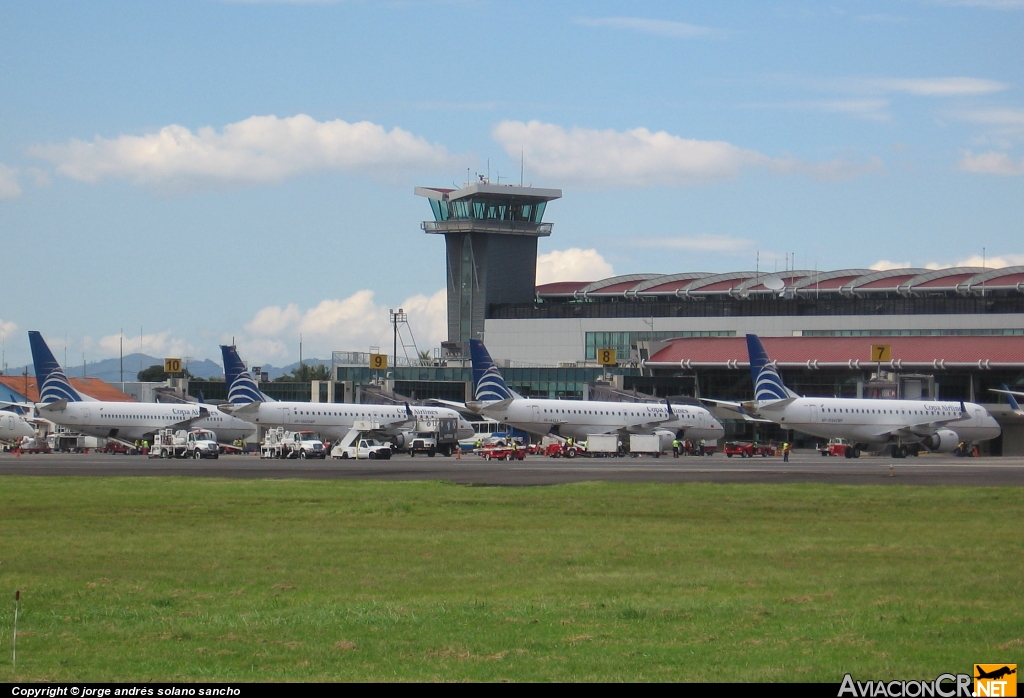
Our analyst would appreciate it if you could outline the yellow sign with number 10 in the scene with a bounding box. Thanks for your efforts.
[164,358,182,374]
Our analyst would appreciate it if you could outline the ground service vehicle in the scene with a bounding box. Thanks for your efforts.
[586,433,621,457]
[407,417,460,457]
[725,441,776,458]
[629,434,662,457]
[480,443,525,461]
[151,429,219,459]
[260,428,326,459]
[333,438,392,460]
[541,442,580,458]
[819,438,854,458]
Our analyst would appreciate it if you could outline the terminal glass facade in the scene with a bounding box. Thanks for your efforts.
[489,294,1024,320]
[801,328,1024,337]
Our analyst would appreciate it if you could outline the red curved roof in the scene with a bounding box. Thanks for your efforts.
[648,335,1024,365]
[535,281,591,295]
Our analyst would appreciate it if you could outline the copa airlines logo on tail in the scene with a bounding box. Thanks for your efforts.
[746,334,795,402]
[227,371,263,405]
[39,369,81,403]
[28,331,82,403]
[221,344,267,405]
[469,340,514,402]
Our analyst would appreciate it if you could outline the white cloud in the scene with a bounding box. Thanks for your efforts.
[0,164,22,200]
[957,149,1024,175]
[32,114,464,190]
[246,304,303,337]
[574,16,717,38]
[873,254,1024,271]
[98,331,193,357]
[870,260,912,271]
[864,77,1007,96]
[635,234,753,253]
[0,318,18,343]
[536,248,615,284]
[931,0,1024,8]
[238,288,448,363]
[494,120,883,188]
[932,253,1024,268]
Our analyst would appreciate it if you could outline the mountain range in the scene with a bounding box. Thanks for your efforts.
[3,353,330,382]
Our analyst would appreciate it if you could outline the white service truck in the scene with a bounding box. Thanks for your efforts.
[405,417,460,457]
[629,434,662,457]
[260,428,327,459]
[333,437,392,460]
[585,433,621,457]
[150,429,220,459]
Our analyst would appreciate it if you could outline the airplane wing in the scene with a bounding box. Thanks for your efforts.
[166,407,211,431]
[698,398,774,423]
[226,401,263,420]
[37,399,70,414]
[468,398,514,414]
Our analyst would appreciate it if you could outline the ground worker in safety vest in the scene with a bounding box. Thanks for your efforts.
[699,438,706,456]
[672,438,680,458]
[782,442,790,462]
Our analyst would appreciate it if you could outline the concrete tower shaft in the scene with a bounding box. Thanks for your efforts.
[416,182,561,348]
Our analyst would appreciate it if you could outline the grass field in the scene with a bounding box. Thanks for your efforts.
[0,476,1020,682]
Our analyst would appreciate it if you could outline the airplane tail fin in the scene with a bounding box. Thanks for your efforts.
[746,334,798,401]
[1002,384,1021,411]
[28,331,83,403]
[220,345,273,404]
[469,339,520,401]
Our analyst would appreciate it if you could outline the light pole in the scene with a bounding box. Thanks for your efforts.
[389,308,406,368]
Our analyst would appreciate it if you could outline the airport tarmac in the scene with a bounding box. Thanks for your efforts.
[1,450,1023,486]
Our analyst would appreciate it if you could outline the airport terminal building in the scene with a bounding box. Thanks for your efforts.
[329,182,1024,453]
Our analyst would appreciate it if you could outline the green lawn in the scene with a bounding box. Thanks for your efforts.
[0,477,1020,681]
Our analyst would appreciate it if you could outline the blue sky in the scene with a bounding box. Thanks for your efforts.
[1,0,1022,368]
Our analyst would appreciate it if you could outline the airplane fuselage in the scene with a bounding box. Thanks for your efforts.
[0,410,35,440]
[242,402,475,441]
[478,398,725,442]
[755,397,1000,445]
[38,401,255,443]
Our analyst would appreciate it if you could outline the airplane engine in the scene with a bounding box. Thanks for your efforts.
[391,430,415,450]
[922,429,959,453]
[655,429,676,452]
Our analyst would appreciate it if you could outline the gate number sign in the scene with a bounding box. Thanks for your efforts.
[369,354,388,370]
[597,348,617,366]
[871,345,892,362]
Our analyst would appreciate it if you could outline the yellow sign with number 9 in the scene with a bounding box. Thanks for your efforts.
[369,354,388,370]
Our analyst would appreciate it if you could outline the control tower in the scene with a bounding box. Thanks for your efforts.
[415,181,562,349]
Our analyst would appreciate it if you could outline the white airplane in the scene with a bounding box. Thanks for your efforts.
[26,331,254,444]
[220,345,475,450]
[989,385,1024,420]
[466,339,724,447]
[0,407,35,441]
[703,334,1000,458]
